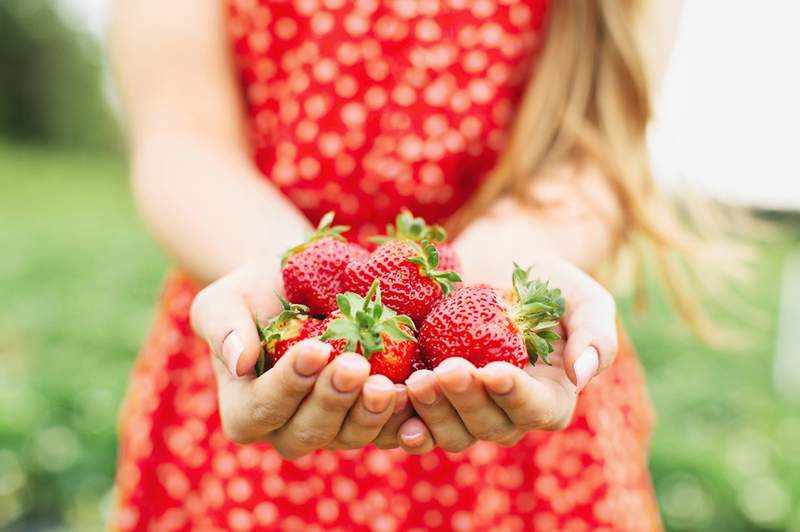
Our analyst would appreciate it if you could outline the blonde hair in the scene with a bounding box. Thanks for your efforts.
[453,0,747,340]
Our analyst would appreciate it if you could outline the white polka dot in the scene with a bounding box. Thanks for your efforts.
[227,508,253,532]
[275,18,298,40]
[253,502,277,526]
[311,12,335,35]
[316,498,340,523]
[313,58,338,83]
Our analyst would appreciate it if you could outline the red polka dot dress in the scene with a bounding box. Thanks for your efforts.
[112,0,664,530]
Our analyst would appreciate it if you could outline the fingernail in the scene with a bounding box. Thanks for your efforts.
[401,430,425,447]
[480,365,513,394]
[294,341,331,377]
[434,359,471,393]
[406,371,439,405]
[574,346,599,393]
[332,355,370,392]
[393,385,408,413]
[363,380,395,413]
[222,332,244,377]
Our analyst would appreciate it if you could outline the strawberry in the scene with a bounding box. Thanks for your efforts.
[372,209,462,274]
[320,279,419,383]
[410,349,429,372]
[419,264,565,369]
[436,243,462,275]
[281,212,369,316]
[342,239,462,324]
[256,295,326,375]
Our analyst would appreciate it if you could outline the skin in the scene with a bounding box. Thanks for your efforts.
[111,0,680,458]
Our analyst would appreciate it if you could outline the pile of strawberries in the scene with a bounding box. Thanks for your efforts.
[257,211,566,383]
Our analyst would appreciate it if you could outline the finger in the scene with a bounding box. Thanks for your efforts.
[373,385,413,449]
[218,338,330,443]
[397,417,436,455]
[477,362,576,431]
[405,370,475,453]
[270,353,370,459]
[332,375,397,449]
[190,283,262,377]
[561,285,618,391]
[433,358,516,443]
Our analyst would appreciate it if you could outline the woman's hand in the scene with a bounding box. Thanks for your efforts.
[395,256,618,454]
[190,259,412,459]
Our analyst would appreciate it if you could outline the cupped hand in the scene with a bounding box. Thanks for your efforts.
[395,255,618,454]
[190,259,412,459]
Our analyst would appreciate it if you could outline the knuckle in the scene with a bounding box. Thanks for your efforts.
[441,435,475,453]
[271,443,306,461]
[522,409,556,432]
[373,439,399,450]
[500,393,529,414]
[453,400,484,418]
[542,416,569,432]
[497,433,524,448]
[293,426,333,449]
[220,417,257,445]
[417,406,453,426]
[250,402,289,431]
[473,425,510,443]
[333,436,366,450]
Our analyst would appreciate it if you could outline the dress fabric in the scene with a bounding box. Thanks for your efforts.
[112,0,663,530]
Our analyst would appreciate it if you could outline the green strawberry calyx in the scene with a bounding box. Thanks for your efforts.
[370,209,447,244]
[280,211,350,267]
[320,279,417,359]
[509,263,566,366]
[255,293,310,376]
[405,240,463,296]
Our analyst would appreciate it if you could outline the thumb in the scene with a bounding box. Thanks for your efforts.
[190,284,262,378]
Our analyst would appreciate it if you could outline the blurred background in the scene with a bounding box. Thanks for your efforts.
[0,0,798,530]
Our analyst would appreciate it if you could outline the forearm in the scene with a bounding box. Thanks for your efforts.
[454,161,622,284]
[132,134,309,285]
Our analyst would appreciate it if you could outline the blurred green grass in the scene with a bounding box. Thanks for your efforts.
[1,144,798,531]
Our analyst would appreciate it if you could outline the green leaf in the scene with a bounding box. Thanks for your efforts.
[359,331,385,358]
[320,319,360,342]
[337,294,352,317]
[395,314,417,331]
[318,211,335,230]
[280,211,350,265]
[538,330,561,342]
[382,321,417,342]
[355,310,374,329]
[371,209,449,244]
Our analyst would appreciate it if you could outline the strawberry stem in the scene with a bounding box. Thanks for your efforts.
[405,240,462,296]
[280,211,350,266]
[370,209,448,244]
[509,263,566,366]
[255,293,310,376]
[320,279,417,359]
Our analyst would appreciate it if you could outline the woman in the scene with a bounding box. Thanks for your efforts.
[110,0,682,529]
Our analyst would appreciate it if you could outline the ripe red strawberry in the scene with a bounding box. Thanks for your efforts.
[256,295,326,375]
[342,239,461,324]
[282,212,368,316]
[320,280,419,383]
[372,209,462,274]
[436,243,462,274]
[419,264,566,369]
